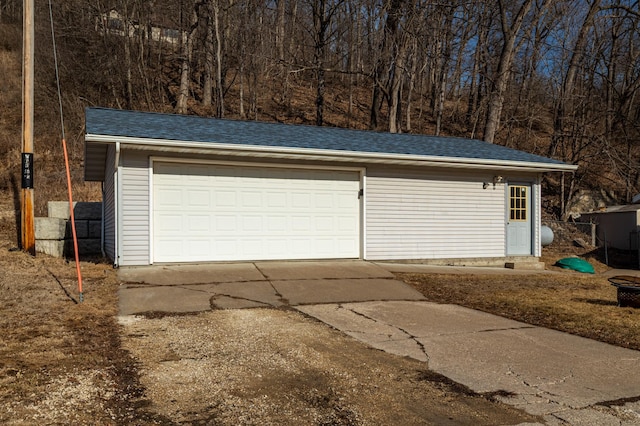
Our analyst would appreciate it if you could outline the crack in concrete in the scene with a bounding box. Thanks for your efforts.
[342,329,414,342]
[208,293,273,308]
[339,305,430,363]
[476,325,537,333]
[548,411,573,424]
[597,394,640,407]
[122,279,267,288]
[172,284,277,307]
[253,263,289,305]
[549,407,626,426]
[504,367,618,422]
[121,275,396,289]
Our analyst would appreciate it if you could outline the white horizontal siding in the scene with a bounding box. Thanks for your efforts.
[365,167,506,260]
[119,150,150,266]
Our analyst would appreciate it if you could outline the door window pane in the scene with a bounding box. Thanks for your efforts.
[509,186,528,222]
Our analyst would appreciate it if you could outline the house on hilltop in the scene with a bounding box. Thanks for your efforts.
[95,9,185,46]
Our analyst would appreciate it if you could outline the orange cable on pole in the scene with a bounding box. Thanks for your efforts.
[49,0,83,302]
[62,138,83,302]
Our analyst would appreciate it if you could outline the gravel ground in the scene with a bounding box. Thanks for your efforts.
[121,308,538,425]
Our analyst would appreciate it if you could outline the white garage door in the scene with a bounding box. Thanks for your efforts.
[152,162,361,262]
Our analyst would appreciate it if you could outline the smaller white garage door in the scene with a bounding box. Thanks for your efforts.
[152,162,361,262]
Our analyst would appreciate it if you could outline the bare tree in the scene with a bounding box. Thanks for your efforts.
[309,0,345,126]
[370,0,406,131]
[176,3,199,114]
[549,0,601,157]
[483,0,549,143]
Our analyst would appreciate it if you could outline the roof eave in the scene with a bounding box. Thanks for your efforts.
[85,134,579,175]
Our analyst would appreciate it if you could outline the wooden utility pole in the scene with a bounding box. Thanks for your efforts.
[21,0,35,255]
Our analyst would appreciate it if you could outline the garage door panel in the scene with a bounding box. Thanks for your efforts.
[265,216,286,232]
[315,238,335,254]
[188,215,210,232]
[337,193,356,208]
[268,239,288,254]
[267,192,287,207]
[241,191,263,208]
[215,191,236,207]
[187,190,211,207]
[188,239,211,255]
[156,214,183,232]
[316,216,333,231]
[338,216,358,231]
[154,238,184,258]
[157,189,183,206]
[338,238,358,254]
[214,215,236,233]
[242,216,263,232]
[292,216,311,231]
[153,162,360,262]
[215,239,237,256]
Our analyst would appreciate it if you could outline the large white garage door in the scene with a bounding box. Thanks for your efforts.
[152,162,361,262]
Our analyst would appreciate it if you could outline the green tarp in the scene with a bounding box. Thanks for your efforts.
[555,257,595,274]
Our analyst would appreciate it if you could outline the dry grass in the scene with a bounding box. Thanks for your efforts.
[399,270,640,351]
[0,202,155,424]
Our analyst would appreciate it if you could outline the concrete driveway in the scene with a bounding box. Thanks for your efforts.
[118,261,640,425]
[117,260,426,314]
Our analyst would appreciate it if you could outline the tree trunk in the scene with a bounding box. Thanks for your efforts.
[550,0,601,156]
[483,0,543,143]
[276,0,285,65]
[405,39,417,132]
[212,0,224,117]
[312,0,342,126]
[388,54,404,134]
[203,15,214,107]
[467,2,489,134]
[435,7,453,136]
[370,0,406,131]
[176,7,198,115]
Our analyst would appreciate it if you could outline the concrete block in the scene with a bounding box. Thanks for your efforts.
[35,217,67,240]
[74,202,102,220]
[48,201,74,219]
[67,238,102,256]
[505,261,546,270]
[88,220,102,238]
[48,201,102,220]
[36,240,65,257]
[70,220,89,239]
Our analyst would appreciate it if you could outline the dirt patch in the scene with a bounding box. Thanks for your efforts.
[121,309,538,425]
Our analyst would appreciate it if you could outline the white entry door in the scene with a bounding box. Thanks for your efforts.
[152,162,361,263]
[506,184,532,255]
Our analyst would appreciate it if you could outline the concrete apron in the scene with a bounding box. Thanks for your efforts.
[117,260,426,314]
[119,261,640,425]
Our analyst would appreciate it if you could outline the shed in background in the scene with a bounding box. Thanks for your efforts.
[580,205,640,250]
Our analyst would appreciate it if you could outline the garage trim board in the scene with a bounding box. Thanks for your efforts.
[149,157,365,263]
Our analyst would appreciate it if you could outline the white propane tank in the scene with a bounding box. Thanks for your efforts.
[541,225,554,246]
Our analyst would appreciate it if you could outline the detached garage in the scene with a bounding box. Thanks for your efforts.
[84,107,577,267]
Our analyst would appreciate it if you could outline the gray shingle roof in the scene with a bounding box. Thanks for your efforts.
[85,107,573,168]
